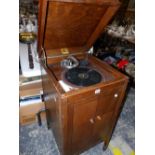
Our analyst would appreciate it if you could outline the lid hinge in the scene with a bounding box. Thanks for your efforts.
[39,47,47,67]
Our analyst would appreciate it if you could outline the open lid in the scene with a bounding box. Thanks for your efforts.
[38,0,120,57]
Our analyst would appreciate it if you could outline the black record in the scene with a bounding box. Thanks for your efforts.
[64,67,102,87]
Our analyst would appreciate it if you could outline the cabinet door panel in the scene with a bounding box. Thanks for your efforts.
[93,112,113,142]
[97,87,122,115]
[70,97,98,153]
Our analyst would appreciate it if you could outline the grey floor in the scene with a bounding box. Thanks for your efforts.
[20,88,135,155]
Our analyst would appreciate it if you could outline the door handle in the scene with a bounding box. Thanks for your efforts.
[89,118,95,124]
[114,93,118,98]
[96,115,102,120]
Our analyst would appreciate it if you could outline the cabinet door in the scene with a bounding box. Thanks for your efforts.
[93,85,124,145]
[69,95,98,154]
[96,86,123,116]
[93,112,113,143]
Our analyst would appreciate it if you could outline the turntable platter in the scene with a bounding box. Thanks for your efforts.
[63,67,102,87]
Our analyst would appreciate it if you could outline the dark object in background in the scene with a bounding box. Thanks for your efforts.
[94,32,135,87]
[94,32,134,57]
[27,43,34,69]
[114,0,130,26]
[19,59,22,75]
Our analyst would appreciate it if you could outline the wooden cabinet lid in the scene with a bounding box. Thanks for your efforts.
[38,0,120,57]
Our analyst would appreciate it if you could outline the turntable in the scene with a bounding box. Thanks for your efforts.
[37,0,128,155]
[47,55,115,92]
[63,67,102,87]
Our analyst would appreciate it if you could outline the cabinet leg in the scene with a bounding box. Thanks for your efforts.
[103,139,110,150]
[47,121,50,129]
[103,142,108,150]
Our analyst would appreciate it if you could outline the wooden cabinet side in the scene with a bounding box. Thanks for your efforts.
[41,64,65,154]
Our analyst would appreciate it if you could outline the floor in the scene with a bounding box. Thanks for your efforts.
[19,88,135,155]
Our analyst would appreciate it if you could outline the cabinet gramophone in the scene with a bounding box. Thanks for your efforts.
[37,0,128,154]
